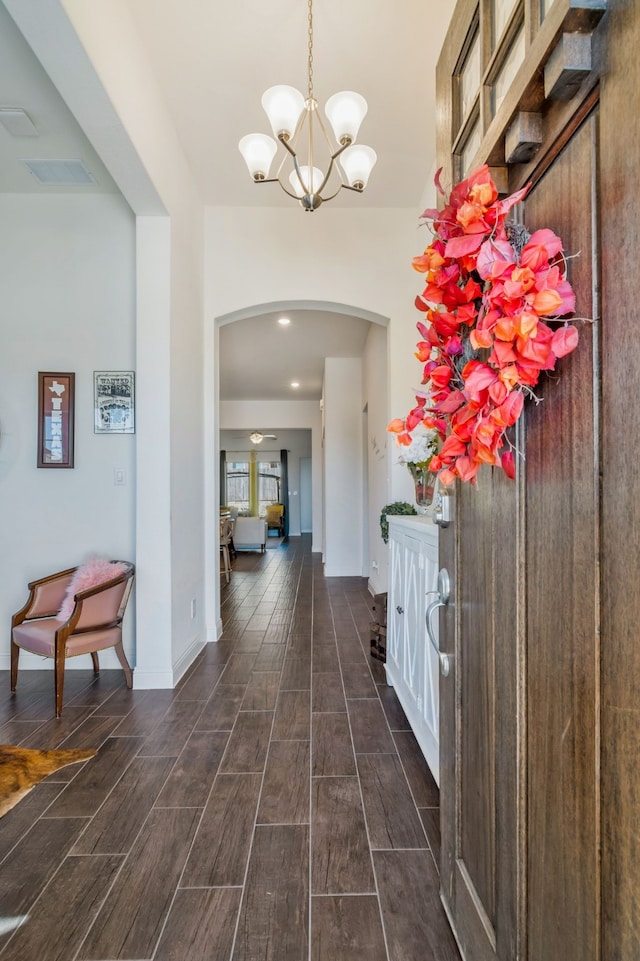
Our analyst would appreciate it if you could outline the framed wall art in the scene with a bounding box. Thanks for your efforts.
[37,372,75,468]
[94,370,135,434]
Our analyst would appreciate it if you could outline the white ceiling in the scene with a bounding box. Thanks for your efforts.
[0,0,455,401]
[221,427,310,454]
[220,308,374,401]
[0,2,118,193]
[124,0,456,208]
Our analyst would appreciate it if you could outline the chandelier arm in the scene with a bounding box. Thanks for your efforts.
[318,183,346,203]
[277,181,305,201]
[307,105,314,185]
[279,134,298,159]
[316,156,337,197]
[311,109,348,193]
[274,148,289,182]
[329,140,352,162]
[314,107,345,159]
[291,152,312,196]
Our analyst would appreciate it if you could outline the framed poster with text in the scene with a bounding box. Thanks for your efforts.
[37,372,75,468]
[94,370,135,434]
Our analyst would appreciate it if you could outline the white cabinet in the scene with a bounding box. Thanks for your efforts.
[386,515,440,785]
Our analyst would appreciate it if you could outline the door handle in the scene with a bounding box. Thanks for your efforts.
[425,568,452,677]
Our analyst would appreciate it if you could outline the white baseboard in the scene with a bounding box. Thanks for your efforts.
[134,632,205,689]
[171,633,206,686]
[207,620,223,642]
[132,668,175,689]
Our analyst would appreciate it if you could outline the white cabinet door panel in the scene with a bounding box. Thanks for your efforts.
[385,516,439,784]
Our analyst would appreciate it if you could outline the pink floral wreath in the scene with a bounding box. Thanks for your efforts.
[388,164,579,485]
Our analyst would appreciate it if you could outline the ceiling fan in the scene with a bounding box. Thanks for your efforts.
[248,431,277,445]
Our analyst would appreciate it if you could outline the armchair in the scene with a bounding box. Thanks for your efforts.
[265,504,285,537]
[233,516,267,552]
[11,561,135,717]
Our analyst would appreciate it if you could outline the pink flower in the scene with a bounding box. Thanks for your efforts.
[388,165,579,482]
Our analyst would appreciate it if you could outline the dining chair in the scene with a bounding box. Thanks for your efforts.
[220,517,233,583]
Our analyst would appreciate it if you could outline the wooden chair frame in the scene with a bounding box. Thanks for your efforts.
[11,562,135,717]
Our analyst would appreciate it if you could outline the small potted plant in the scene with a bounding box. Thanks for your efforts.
[379,501,418,545]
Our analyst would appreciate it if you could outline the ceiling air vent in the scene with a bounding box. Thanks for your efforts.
[23,158,96,186]
[0,108,38,137]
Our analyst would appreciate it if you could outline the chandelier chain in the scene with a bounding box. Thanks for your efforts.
[307,0,314,100]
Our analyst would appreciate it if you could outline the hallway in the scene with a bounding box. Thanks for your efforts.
[0,536,460,960]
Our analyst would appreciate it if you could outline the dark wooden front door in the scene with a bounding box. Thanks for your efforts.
[436,2,640,959]
[440,111,599,961]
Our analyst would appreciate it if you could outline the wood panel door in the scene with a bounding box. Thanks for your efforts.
[433,3,613,958]
[440,113,599,961]
[522,118,599,959]
[435,3,640,959]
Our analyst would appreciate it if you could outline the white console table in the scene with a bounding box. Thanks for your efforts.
[386,514,440,785]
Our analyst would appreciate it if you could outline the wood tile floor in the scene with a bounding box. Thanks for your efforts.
[0,535,461,961]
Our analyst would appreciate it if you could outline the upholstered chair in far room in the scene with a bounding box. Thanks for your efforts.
[265,504,285,537]
[220,517,233,583]
[233,516,268,552]
[10,560,135,717]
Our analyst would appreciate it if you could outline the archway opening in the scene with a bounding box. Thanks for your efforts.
[205,300,390,640]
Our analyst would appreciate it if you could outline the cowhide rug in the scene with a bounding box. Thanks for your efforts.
[0,744,96,818]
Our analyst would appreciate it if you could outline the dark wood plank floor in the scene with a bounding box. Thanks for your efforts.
[0,535,461,961]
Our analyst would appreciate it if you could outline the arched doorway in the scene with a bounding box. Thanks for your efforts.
[205,300,389,640]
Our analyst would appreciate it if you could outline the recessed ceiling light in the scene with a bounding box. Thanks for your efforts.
[291,381,300,388]
[277,317,291,326]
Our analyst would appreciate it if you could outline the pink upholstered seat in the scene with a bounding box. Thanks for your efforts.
[11,561,135,717]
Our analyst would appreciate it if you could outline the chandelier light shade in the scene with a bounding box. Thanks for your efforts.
[261,86,306,140]
[249,432,264,444]
[339,144,378,190]
[238,0,376,212]
[289,165,324,197]
[324,91,368,145]
[238,134,278,181]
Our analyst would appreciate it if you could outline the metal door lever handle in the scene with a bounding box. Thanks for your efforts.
[425,568,452,677]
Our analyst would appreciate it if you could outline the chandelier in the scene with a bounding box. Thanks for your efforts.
[238,0,377,212]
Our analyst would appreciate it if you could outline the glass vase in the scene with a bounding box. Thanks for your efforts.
[408,463,436,509]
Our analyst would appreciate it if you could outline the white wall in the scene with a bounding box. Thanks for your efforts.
[205,206,428,591]
[13,0,209,686]
[362,322,390,595]
[324,357,363,576]
[3,0,449,689]
[0,193,136,670]
[300,458,312,532]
